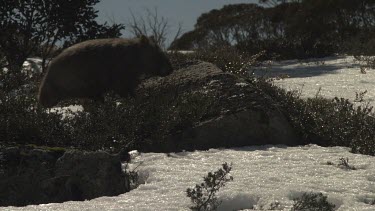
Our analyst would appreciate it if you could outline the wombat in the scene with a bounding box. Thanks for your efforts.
[38,36,173,107]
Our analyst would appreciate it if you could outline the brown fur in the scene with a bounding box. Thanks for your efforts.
[38,36,173,107]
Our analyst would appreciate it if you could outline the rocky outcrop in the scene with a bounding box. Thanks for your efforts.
[0,146,130,207]
[139,62,300,151]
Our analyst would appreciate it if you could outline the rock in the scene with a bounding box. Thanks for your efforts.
[139,62,300,151]
[171,109,298,151]
[52,150,129,201]
[0,146,130,207]
[0,146,63,206]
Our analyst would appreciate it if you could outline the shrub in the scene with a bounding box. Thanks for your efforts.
[354,56,375,74]
[337,157,356,170]
[62,87,218,152]
[186,163,233,211]
[124,161,141,190]
[0,91,71,147]
[1,80,218,152]
[292,192,335,211]
[251,78,375,155]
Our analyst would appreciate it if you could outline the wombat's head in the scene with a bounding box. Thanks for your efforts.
[138,35,173,77]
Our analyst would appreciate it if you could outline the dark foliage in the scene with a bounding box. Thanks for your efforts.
[0,83,217,152]
[254,78,375,155]
[0,90,72,147]
[0,0,124,76]
[171,1,375,59]
[0,0,125,150]
[292,192,335,211]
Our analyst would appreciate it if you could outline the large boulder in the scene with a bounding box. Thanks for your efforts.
[138,62,300,151]
[0,147,62,206]
[50,150,129,201]
[0,146,130,207]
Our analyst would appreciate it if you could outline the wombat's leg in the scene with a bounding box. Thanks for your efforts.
[113,77,139,98]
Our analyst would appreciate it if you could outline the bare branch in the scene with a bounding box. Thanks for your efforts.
[127,7,175,49]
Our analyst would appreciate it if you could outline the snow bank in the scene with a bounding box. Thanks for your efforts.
[5,145,375,210]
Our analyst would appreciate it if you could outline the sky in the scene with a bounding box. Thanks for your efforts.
[95,0,258,46]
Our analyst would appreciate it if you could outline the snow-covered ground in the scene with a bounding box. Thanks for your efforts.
[5,145,375,210]
[258,56,375,107]
[4,56,375,210]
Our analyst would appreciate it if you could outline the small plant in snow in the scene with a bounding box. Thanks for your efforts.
[269,201,281,210]
[354,55,375,73]
[363,198,375,205]
[360,66,367,74]
[314,60,325,66]
[292,192,335,211]
[354,90,367,102]
[338,157,356,170]
[186,162,233,211]
[326,157,356,170]
[326,161,334,165]
[124,162,143,189]
[257,201,282,210]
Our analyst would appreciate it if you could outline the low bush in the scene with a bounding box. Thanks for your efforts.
[186,162,233,211]
[251,78,375,156]
[337,157,356,170]
[292,192,335,211]
[0,86,217,152]
[0,91,71,147]
[64,89,217,152]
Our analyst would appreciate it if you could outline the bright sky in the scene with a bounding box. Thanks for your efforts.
[95,0,258,46]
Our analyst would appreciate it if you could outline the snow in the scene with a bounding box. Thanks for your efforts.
[48,105,84,119]
[167,50,195,54]
[4,56,375,210]
[5,145,375,210]
[257,56,375,107]
[235,82,249,87]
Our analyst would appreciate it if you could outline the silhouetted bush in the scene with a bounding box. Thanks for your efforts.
[255,78,375,155]
[0,84,218,152]
[292,192,335,211]
[0,91,71,147]
[172,1,375,59]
